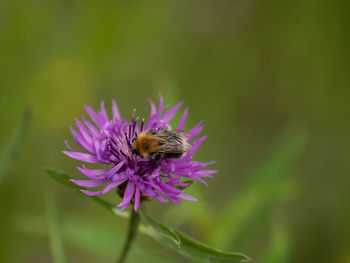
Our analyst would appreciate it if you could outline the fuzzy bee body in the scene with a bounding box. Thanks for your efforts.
[131,130,191,160]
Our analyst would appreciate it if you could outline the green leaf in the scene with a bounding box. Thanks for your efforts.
[212,126,307,249]
[0,107,31,182]
[140,210,251,263]
[45,168,251,262]
[174,180,193,190]
[139,209,181,247]
[45,191,67,263]
[175,230,250,263]
[45,167,128,218]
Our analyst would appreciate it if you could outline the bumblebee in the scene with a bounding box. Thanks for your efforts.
[131,129,192,160]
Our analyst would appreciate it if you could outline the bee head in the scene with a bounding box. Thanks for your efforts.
[130,133,159,159]
[148,129,156,135]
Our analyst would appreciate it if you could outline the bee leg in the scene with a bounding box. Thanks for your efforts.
[154,152,162,162]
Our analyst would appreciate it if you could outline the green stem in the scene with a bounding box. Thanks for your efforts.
[117,209,140,263]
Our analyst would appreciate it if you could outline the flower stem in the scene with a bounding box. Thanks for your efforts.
[117,209,140,263]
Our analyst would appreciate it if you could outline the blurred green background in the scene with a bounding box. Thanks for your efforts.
[1,0,349,262]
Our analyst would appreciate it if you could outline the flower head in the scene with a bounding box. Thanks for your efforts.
[63,95,216,211]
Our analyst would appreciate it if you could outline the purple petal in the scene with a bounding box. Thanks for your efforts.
[112,100,120,120]
[111,173,128,182]
[84,104,103,128]
[177,108,188,130]
[162,101,183,123]
[146,113,159,129]
[171,170,194,176]
[165,176,180,185]
[186,136,207,157]
[134,186,140,211]
[200,161,216,168]
[189,121,204,139]
[198,174,214,178]
[148,99,157,116]
[159,181,182,194]
[177,181,191,187]
[192,176,208,186]
[141,186,158,197]
[93,140,103,161]
[99,101,109,123]
[168,195,181,204]
[82,115,99,137]
[178,193,198,201]
[158,93,164,112]
[144,180,163,193]
[70,126,94,153]
[75,119,92,145]
[70,179,107,187]
[62,151,100,163]
[76,166,106,180]
[153,194,168,203]
[118,181,135,210]
[198,170,217,175]
[148,167,161,179]
[107,161,125,176]
[81,179,127,196]
[64,140,76,151]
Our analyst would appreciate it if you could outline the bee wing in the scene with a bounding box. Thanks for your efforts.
[156,130,192,153]
[155,130,190,141]
[170,130,191,140]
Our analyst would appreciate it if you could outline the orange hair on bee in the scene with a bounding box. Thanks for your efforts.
[132,133,159,159]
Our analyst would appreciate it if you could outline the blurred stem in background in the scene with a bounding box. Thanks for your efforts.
[212,125,307,250]
[0,107,31,182]
[0,107,31,263]
[260,217,290,263]
[45,191,67,263]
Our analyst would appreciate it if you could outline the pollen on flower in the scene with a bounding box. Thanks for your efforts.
[63,95,216,211]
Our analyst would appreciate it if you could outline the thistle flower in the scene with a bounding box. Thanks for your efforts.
[63,95,216,211]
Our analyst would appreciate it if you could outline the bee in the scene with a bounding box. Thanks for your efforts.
[131,129,192,160]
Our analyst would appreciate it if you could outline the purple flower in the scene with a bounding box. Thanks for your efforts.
[63,95,216,211]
